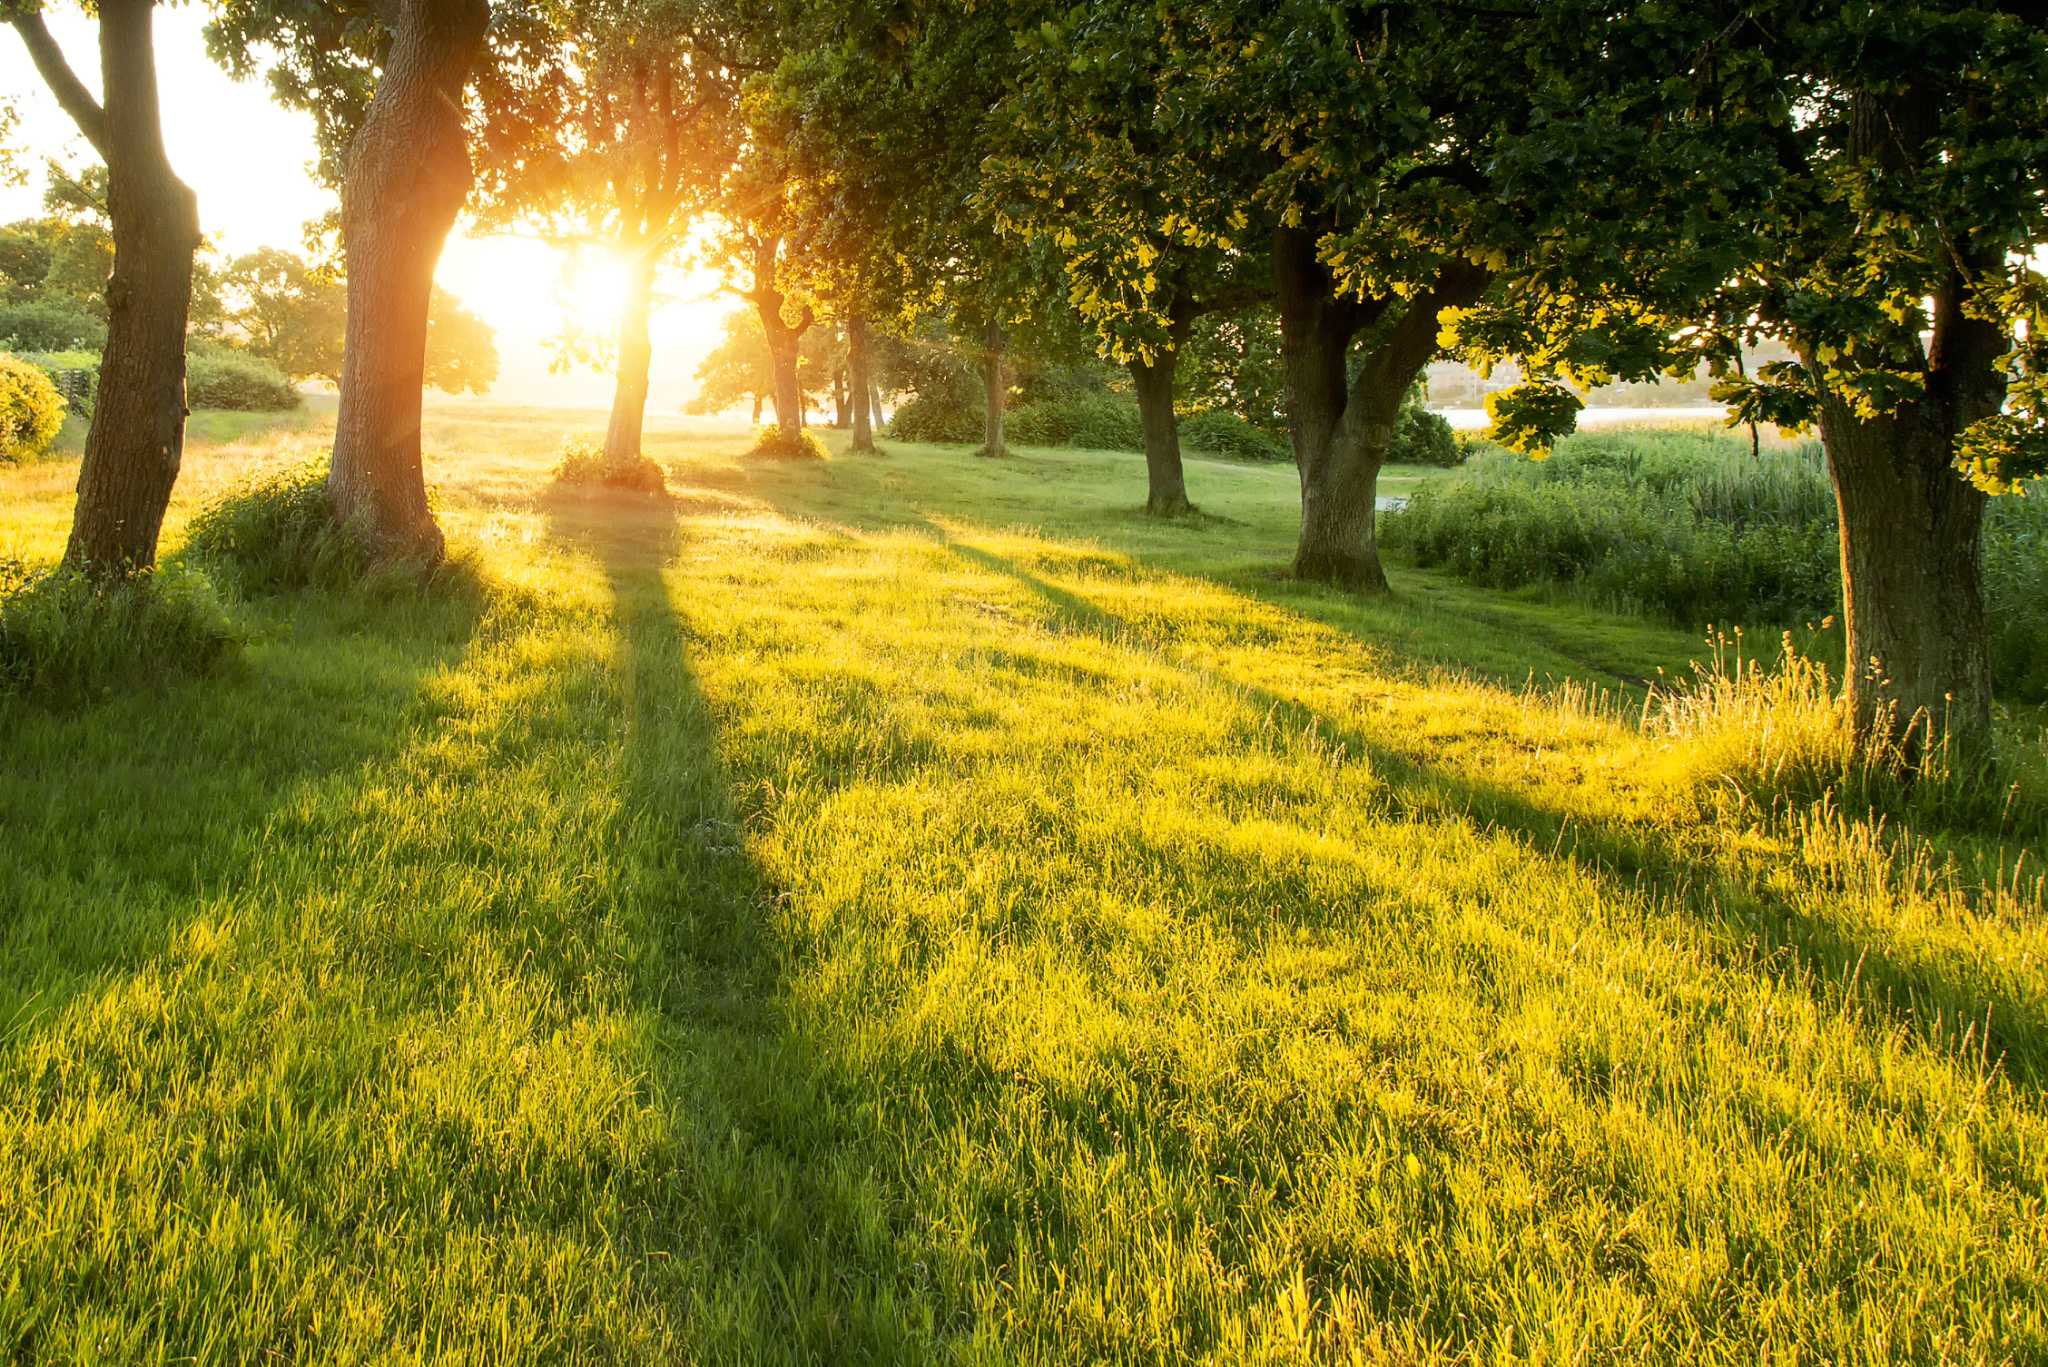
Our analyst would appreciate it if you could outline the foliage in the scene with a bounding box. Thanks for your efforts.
[0,557,237,699]
[185,460,372,593]
[185,347,300,412]
[219,246,347,380]
[744,425,829,462]
[422,289,499,395]
[1396,402,1460,468]
[1006,394,1142,451]
[549,439,668,496]
[1177,408,1286,461]
[883,391,984,446]
[0,352,65,463]
[0,297,106,351]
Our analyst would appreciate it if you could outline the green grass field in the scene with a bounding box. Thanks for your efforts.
[2,406,2044,1362]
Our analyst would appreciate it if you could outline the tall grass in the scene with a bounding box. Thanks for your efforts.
[1382,428,2048,699]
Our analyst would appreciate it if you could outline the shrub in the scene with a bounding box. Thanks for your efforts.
[884,391,984,445]
[20,348,97,418]
[744,426,830,461]
[185,461,372,594]
[1389,402,1460,466]
[1007,393,1144,450]
[0,557,238,700]
[0,353,66,463]
[551,438,669,493]
[1180,407,1288,461]
[186,347,300,411]
[0,298,106,352]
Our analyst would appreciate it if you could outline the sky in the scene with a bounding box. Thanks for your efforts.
[0,6,743,411]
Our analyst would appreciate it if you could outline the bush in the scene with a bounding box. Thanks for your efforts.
[20,348,97,419]
[1007,393,1144,450]
[0,353,66,464]
[884,391,985,445]
[744,426,830,461]
[0,557,238,700]
[551,438,669,493]
[1179,407,1288,461]
[185,461,372,594]
[186,347,300,411]
[1390,402,1460,466]
[0,299,105,352]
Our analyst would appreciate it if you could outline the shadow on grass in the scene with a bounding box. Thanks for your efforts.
[934,531,2047,1092]
[0,576,495,1049]
[545,492,954,1357]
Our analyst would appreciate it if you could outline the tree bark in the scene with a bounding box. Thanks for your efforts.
[831,361,850,428]
[1130,297,1194,516]
[603,249,657,463]
[979,320,1006,457]
[1129,355,1190,515]
[328,0,489,563]
[49,0,200,577]
[757,299,805,437]
[1817,396,1993,756]
[1275,226,1486,589]
[750,394,762,424]
[848,314,877,452]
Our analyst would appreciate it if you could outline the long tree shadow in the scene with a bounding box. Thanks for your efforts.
[932,530,2047,1091]
[545,491,960,1358]
[0,577,495,1050]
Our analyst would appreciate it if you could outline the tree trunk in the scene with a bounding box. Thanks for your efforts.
[328,0,489,563]
[760,307,803,436]
[832,363,850,428]
[1814,372,1998,758]
[980,321,1006,457]
[603,250,658,463]
[56,0,200,576]
[848,314,877,453]
[1129,354,1190,516]
[750,394,762,425]
[870,380,885,428]
[1275,227,1486,589]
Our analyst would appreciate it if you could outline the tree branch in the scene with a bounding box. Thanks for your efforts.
[8,7,108,154]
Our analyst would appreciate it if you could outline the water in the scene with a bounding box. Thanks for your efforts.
[1433,404,1729,433]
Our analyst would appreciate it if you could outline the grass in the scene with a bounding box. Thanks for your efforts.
[1,407,2044,1362]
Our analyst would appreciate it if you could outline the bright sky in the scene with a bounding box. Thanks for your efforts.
[0,5,742,411]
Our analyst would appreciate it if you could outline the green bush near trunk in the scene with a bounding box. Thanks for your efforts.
[0,353,66,464]
[883,391,984,445]
[551,438,670,493]
[1006,394,1144,450]
[0,557,238,700]
[185,461,373,594]
[1179,408,1288,461]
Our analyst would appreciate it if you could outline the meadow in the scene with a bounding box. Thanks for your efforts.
[2,404,2045,1362]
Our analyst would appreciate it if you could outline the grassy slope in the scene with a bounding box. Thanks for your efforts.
[1,411,2044,1363]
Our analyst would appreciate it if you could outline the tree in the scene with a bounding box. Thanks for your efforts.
[983,2,1269,514]
[210,0,491,560]
[472,0,735,462]
[687,306,775,421]
[1452,2,2048,754]
[221,247,496,392]
[7,0,201,576]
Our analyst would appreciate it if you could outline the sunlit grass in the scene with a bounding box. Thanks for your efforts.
[1,407,2043,1361]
